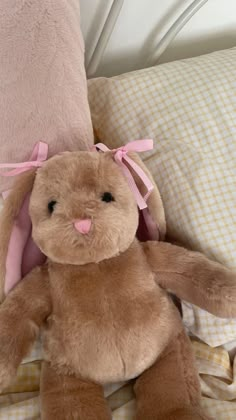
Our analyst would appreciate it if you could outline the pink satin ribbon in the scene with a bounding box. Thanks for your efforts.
[94,139,154,210]
[0,139,154,212]
[0,141,48,177]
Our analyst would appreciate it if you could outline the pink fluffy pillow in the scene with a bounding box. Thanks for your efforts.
[0,0,93,192]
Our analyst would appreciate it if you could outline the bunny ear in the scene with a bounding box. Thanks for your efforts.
[95,141,166,242]
[0,170,46,302]
[127,152,166,242]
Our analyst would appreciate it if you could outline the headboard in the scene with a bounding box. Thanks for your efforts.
[85,0,208,78]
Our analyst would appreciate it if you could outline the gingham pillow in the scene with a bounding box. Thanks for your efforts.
[88,47,236,347]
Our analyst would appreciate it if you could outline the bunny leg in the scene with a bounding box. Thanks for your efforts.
[135,330,210,420]
[40,362,111,420]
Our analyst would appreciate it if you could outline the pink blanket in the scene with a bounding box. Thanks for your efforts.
[0,0,93,192]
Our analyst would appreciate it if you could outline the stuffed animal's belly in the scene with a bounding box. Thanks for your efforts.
[43,290,181,384]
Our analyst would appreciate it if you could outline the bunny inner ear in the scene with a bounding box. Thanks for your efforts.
[4,192,45,295]
[22,232,46,276]
[136,208,160,242]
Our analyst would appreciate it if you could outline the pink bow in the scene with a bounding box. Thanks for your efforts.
[0,142,48,177]
[94,139,154,210]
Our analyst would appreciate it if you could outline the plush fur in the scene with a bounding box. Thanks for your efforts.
[0,0,93,193]
[0,151,236,419]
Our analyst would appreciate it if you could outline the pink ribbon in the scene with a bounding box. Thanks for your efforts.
[0,142,48,177]
[0,139,154,212]
[94,139,154,210]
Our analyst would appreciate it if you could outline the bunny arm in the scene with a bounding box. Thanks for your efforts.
[143,241,236,318]
[0,265,51,391]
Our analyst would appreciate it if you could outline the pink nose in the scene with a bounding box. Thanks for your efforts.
[74,219,92,235]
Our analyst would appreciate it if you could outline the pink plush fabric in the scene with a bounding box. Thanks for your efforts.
[0,0,93,192]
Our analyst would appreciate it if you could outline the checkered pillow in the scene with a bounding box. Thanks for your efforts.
[88,47,236,347]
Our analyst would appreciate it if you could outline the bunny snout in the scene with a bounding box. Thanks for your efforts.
[74,219,92,235]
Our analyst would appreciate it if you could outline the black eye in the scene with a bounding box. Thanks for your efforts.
[48,200,57,214]
[101,192,114,203]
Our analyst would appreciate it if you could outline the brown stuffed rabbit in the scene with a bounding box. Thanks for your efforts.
[0,140,236,420]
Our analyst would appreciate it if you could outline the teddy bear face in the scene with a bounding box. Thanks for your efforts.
[29,151,139,265]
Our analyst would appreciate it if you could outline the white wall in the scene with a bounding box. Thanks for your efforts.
[80,0,236,77]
